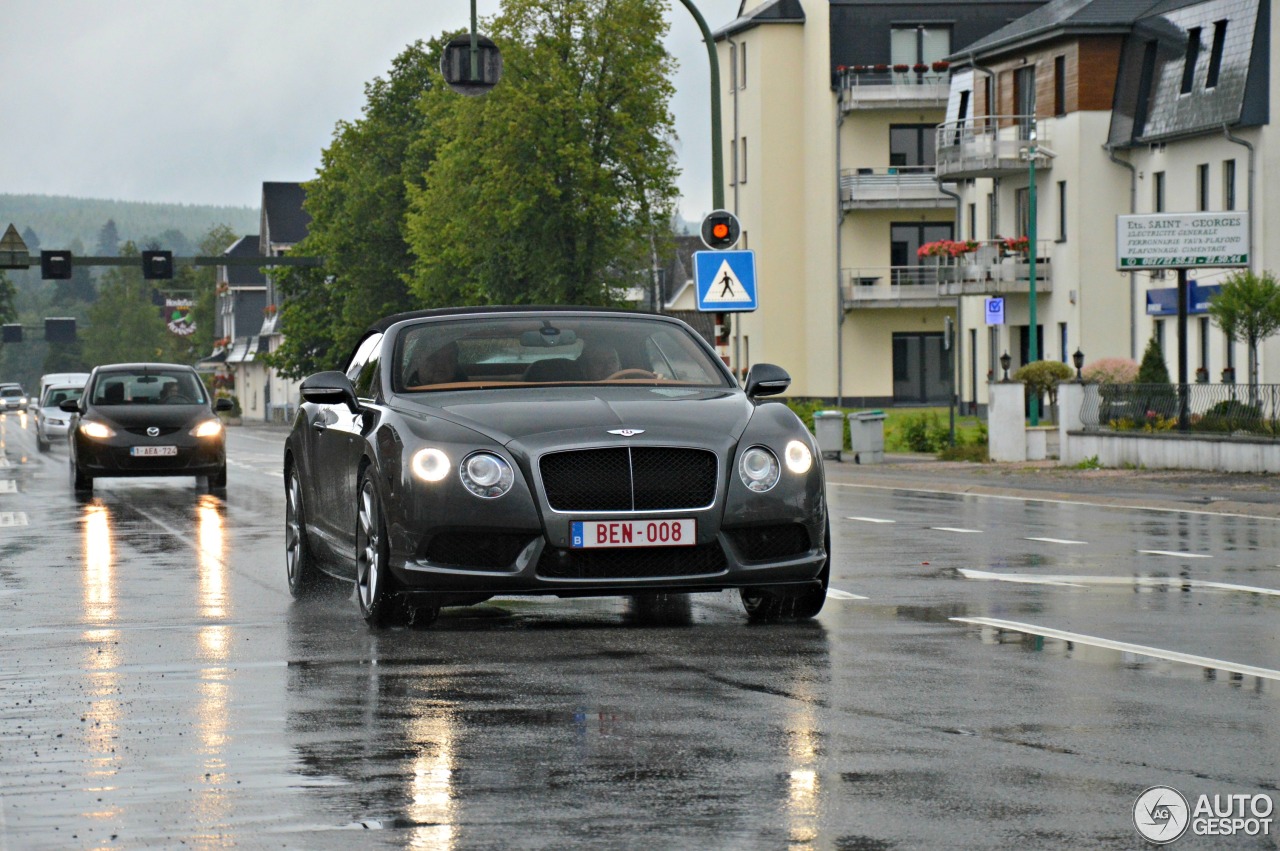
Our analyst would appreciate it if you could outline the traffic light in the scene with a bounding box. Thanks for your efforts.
[44,317,76,344]
[2,324,21,343]
[40,250,73,280]
[700,210,741,250]
[142,250,173,280]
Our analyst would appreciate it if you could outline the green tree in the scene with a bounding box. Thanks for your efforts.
[404,0,678,307]
[268,40,441,378]
[1207,269,1280,386]
[1137,335,1171,384]
[52,238,97,306]
[83,242,179,365]
[0,270,14,326]
[186,224,238,360]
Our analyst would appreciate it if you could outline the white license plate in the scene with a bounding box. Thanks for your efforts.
[130,445,178,457]
[570,519,695,549]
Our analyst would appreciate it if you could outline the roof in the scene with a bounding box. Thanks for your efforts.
[93,363,198,373]
[712,0,805,40]
[223,234,267,286]
[951,0,1162,59]
[260,182,311,252]
[363,305,675,336]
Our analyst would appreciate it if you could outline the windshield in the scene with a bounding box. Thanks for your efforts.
[42,386,84,408]
[391,315,731,393]
[91,371,208,406]
[0,388,22,398]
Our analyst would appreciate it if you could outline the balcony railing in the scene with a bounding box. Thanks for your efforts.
[837,68,950,109]
[935,116,1053,179]
[840,166,957,209]
[841,267,948,307]
[929,239,1053,295]
[1080,383,1280,439]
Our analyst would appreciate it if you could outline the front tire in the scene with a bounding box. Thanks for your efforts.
[740,522,830,622]
[355,471,402,628]
[204,464,228,495]
[285,465,324,598]
[71,460,93,495]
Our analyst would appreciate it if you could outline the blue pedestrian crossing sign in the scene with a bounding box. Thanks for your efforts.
[695,250,758,312]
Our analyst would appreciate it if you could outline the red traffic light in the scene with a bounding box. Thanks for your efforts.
[700,210,741,250]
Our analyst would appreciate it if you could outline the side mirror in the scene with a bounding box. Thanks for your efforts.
[59,398,80,413]
[301,371,359,409]
[743,363,791,398]
[214,398,234,413]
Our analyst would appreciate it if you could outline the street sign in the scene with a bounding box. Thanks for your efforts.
[695,250,757,312]
[1117,212,1249,269]
[985,297,1005,325]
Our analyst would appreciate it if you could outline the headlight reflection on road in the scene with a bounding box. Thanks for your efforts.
[196,495,227,622]
[82,628,122,799]
[83,504,114,623]
[787,698,821,845]
[407,710,457,851]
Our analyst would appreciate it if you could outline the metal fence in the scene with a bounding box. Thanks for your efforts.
[1080,383,1280,438]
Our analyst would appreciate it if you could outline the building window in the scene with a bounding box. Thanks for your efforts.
[986,193,996,238]
[1154,171,1166,212]
[1206,21,1227,89]
[740,42,747,88]
[1197,163,1209,211]
[1135,40,1158,134]
[1223,159,1236,210]
[891,25,951,66]
[967,203,977,240]
[1226,331,1235,373]
[1014,65,1036,137]
[731,136,738,185]
[889,125,936,168]
[729,44,737,91]
[1015,187,1030,238]
[1053,55,1066,115]
[1180,27,1202,94]
[1057,181,1067,241]
[1199,317,1210,372]
[1059,322,1068,363]
[1155,319,1165,352]
[739,137,747,184]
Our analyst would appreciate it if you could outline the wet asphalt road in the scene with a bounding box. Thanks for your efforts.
[1,411,1278,850]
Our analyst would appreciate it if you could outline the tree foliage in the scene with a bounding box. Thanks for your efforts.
[0,271,14,326]
[268,40,441,378]
[1137,335,1171,385]
[404,0,679,308]
[1013,360,1074,404]
[1208,269,1280,385]
[83,242,180,365]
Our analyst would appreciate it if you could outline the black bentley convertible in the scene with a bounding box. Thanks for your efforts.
[284,307,828,627]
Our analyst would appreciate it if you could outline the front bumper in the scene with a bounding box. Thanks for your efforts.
[74,436,225,478]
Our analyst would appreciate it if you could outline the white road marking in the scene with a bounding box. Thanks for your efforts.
[960,568,1280,597]
[0,480,16,494]
[1138,549,1213,559]
[827,588,868,600]
[845,516,895,524]
[932,526,983,534]
[0,511,29,527]
[951,615,1280,681]
[1024,536,1087,545]
[832,480,1280,520]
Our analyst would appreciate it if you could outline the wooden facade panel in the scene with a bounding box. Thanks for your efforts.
[985,36,1124,117]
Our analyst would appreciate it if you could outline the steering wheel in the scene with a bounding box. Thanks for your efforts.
[164,394,196,403]
[607,368,659,380]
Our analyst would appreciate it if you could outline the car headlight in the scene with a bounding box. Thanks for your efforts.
[460,452,515,498]
[48,418,65,427]
[738,446,780,492]
[80,421,115,440]
[411,447,451,482]
[190,419,223,438]
[785,439,813,474]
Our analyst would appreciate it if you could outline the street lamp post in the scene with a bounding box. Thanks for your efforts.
[1027,118,1039,426]
[675,0,726,211]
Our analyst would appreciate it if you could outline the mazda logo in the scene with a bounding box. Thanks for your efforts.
[147,426,160,437]
[607,428,644,437]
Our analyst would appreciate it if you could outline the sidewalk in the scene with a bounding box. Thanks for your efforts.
[823,453,1280,519]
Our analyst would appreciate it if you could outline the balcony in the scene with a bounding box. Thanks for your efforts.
[935,116,1053,179]
[929,240,1054,296]
[837,68,950,110]
[841,267,949,309]
[840,167,958,210]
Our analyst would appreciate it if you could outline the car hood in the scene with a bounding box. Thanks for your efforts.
[400,387,754,455]
[87,404,213,428]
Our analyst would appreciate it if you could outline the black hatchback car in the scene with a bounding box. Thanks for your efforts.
[285,307,828,628]
[65,363,233,495]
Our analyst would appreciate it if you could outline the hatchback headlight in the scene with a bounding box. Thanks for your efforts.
[411,447,451,483]
[80,421,115,440]
[460,452,515,498]
[190,419,223,438]
[738,446,780,492]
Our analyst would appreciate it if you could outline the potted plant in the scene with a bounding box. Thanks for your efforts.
[913,63,929,74]
[932,60,949,73]
[873,63,889,73]
[893,64,910,73]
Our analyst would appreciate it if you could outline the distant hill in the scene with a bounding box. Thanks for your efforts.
[0,194,259,255]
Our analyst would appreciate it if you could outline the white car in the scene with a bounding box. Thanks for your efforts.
[35,383,84,452]
[0,384,28,412]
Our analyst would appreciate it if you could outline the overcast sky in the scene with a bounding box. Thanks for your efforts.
[1,0,741,220]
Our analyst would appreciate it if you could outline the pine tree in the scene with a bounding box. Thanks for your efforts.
[95,219,120,257]
[1137,335,1171,385]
